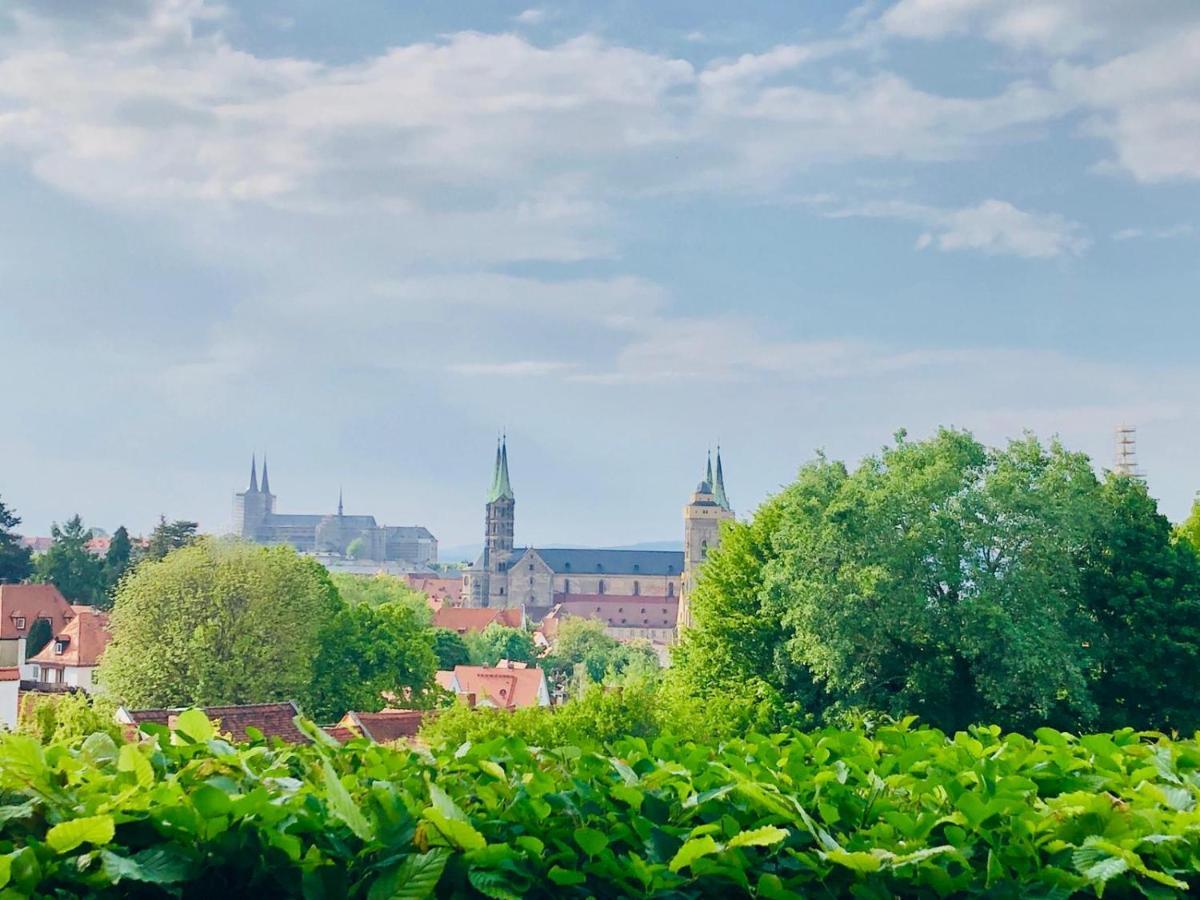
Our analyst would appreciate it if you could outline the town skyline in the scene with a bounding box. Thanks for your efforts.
[3,0,1198,548]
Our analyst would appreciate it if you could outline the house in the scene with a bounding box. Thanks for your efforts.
[329,708,428,743]
[117,701,310,743]
[540,595,678,644]
[0,667,19,730]
[25,607,111,692]
[432,605,524,635]
[435,661,551,709]
[406,575,464,612]
[0,584,77,670]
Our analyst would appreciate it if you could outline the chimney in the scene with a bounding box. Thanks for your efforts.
[464,692,477,709]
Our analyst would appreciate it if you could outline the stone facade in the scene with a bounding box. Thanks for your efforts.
[232,457,437,565]
[462,441,732,643]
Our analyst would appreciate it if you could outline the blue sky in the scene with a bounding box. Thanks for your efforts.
[2,0,1198,552]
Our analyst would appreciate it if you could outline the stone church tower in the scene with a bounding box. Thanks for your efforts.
[233,455,274,538]
[678,449,733,631]
[465,438,516,606]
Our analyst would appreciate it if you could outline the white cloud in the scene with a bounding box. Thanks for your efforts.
[825,197,1088,258]
[449,360,574,377]
[515,9,546,25]
[1112,224,1194,241]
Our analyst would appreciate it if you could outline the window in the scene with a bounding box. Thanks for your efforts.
[54,640,66,655]
[667,583,675,597]
[14,616,25,630]
[598,580,606,594]
[564,562,571,571]
[596,563,603,572]
[529,576,533,586]
[634,563,640,572]
[633,581,640,596]
[529,563,534,571]
[563,579,570,594]
[701,539,709,559]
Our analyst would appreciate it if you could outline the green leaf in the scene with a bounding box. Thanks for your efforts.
[467,868,523,900]
[191,783,234,818]
[173,708,215,743]
[728,826,788,849]
[427,781,468,822]
[117,743,155,789]
[669,835,721,872]
[0,855,10,890]
[824,849,883,874]
[575,827,609,857]
[423,810,486,851]
[321,760,373,842]
[80,732,119,767]
[46,815,115,854]
[100,847,191,884]
[367,849,450,900]
[477,759,506,781]
[548,867,587,886]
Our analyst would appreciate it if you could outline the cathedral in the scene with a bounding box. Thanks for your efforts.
[461,439,733,633]
[231,457,437,565]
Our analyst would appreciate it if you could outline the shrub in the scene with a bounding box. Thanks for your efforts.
[4,714,1200,896]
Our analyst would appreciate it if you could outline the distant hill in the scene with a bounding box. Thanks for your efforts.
[437,539,683,563]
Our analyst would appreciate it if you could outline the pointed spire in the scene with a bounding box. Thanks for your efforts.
[487,436,502,501]
[498,435,513,500]
[260,455,270,495]
[337,487,344,517]
[249,454,259,492]
[714,445,730,511]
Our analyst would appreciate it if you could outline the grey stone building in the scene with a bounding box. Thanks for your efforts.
[461,439,732,630]
[231,456,437,565]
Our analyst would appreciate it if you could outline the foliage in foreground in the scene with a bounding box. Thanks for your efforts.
[4,716,1200,897]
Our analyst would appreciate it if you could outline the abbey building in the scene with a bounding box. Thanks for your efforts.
[461,439,732,636]
[232,457,437,566]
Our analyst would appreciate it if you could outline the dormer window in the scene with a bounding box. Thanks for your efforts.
[13,616,25,630]
[54,639,67,655]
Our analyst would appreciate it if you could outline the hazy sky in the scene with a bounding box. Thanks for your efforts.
[2,0,1198,551]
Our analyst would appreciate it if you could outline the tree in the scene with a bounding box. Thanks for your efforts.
[432,628,471,669]
[672,429,1200,733]
[0,495,33,583]
[18,691,122,745]
[33,515,106,606]
[24,616,53,658]
[99,539,341,709]
[330,573,431,624]
[307,600,439,722]
[345,537,367,560]
[104,525,133,592]
[465,624,538,667]
[145,517,199,561]
[1080,474,1200,732]
[1177,495,1200,555]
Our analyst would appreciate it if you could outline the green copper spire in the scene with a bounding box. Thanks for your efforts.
[714,446,730,511]
[705,450,714,490]
[487,436,515,503]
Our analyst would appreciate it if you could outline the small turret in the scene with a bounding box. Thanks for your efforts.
[249,454,259,493]
[260,455,271,495]
[714,446,730,511]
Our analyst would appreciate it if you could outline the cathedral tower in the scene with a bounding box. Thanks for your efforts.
[232,454,271,539]
[465,437,517,606]
[679,449,733,631]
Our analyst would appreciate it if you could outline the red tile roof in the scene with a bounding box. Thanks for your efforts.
[0,584,76,641]
[406,576,463,611]
[432,606,524,634]
[436,664,548,709]
[123,702,309,743]
[28,607,111,668]
[0,667,19,682]
[334,709,427,743]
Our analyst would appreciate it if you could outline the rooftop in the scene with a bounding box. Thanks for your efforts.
[515,548,684,576]
[120,701,309,743]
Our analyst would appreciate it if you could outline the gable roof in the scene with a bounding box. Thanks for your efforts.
[432,606,523,634]
[0,584,76,640]
[437,664,548,709]
[518,548,684,576]
[335,709,427,743]
[548,595,678,629]
[28,607,111,667]
[120,702,308,743]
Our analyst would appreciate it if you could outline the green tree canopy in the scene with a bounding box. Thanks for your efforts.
[24,616,53,658]
[99,539,341,709]
[307,600,439,722]
[432,628,471,669]
[465,624,538,667]
[544,618,661,689]
[33,515,106,606]
[329,573,431,624]
[1176,494,1200,555]
[0,495,33,583]
[103,525,133,593]
[672,429,1200,734]
[145,517,199,561]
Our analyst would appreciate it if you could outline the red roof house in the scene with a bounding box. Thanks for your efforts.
[331,708,428,743]
[25,606,111,691]
[435,661,550,709]
[432,606,525,634]
[117,702,310,743]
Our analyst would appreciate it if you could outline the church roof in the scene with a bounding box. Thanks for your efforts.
[516,547,683,576]
[487,438,514,503]
[267,513,379,528]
